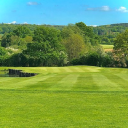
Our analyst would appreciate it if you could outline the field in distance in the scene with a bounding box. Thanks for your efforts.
[101,44,114,52]
[0,66,128,127]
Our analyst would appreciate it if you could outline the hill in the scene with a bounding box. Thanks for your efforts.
[93,23,128,44]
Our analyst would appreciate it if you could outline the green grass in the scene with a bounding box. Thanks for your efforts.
[0,66,128,127]
[101,44,114,49]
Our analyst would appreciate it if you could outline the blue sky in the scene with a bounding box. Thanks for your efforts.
[0,0,128,26]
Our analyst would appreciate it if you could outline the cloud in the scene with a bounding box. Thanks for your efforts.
[88,25,98,27]
[87,5,128,13]
[117,6,128,13]
[87,6,110,12]
[23,22,28,24]
[101,6,110,11]
[6,21,17,24]
[27,2,39,5]
[91,25,98,27]
[11,21,17,24]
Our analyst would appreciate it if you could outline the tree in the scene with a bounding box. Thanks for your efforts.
[13,26,31,38]
[33,26,62,50]
[23,42,67,66]
[23,26,67,66]
[61,24,82,39]
[75,22,94,38]
[1,33,12,47]
[75,22,99,45]
[0,46,7,66]
[114,30,128,56]
[113,30,128,67]
[62,33,86,60]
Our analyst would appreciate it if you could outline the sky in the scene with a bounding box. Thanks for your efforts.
[0,0,128,26]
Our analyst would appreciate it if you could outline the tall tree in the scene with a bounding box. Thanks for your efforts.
[33,26,62,50]
[62,33,86,60]
[114,29,128,57]
[113,30,128,67]
[75,22,99,45]
[23,26,67,66]
[13,26,31,38]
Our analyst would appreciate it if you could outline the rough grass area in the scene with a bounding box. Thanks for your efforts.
[0,66,128,127]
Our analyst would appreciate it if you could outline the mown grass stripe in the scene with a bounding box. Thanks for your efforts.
[92,73,123,91]
[0,77,17,82]
[73,73,98,91]
[25,74,67,90]
[104,73,128,90]
[63,67,73,72]
[82,67,101,72]
[50,67,61,72]
[72,67,85,72]
[0,74,57,89]
[48,74,79,90]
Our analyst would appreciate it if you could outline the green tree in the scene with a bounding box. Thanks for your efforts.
[1,33,12,47]
[23,26,67,66]
[13,26,31,38]
[62,34,86,60]
[113,30,128,67]
[0,46,7,66]
[61,24,82,39]
[23,42,67,66]
[33,26,62,50]
[75,22,94,38]
[114,30,128,56]
[75,22,99,45]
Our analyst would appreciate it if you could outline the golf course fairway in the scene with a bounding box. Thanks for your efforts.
[0,66,128,127]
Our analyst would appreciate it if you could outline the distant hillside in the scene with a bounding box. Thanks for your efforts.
[93,23,128,44]
[0,23,65,34]
[110,23,128,27]
[0,23,128,45]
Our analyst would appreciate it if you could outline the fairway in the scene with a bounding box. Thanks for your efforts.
[1,66,128,127]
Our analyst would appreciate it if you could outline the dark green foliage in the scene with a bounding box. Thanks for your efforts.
[13,26,31,38]
[1,23,128,68]
[1,33,12,47]
[76,22,100,45]
[5,53,28,67]
[22,26,67,66]
[76,22,94,38]
[33,26,62,48]
[0,47,8,66]
[113,29,128,67]
[93,23,128,45]
[1,26,32,49]
[23,42,67,67]
[71,48,114,67]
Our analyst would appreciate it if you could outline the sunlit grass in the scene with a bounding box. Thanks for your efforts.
[0,66,128,127]
[101,44,114,49]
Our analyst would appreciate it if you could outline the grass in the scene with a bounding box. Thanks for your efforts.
[101,44,114,49]
[101,44,114,52]
[0,66,128,127]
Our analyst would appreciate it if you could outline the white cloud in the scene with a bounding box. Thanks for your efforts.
[11,21,17,24]
[87,6,110,12]
[88,25,98,27]
[27,2,38,5]
[5,21,17,24]
[91,25,98,27]
[23,22,28,24]
[101,6,110,11]
[117,6,128,13]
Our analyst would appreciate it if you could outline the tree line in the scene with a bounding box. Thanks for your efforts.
[0,22,128,67]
